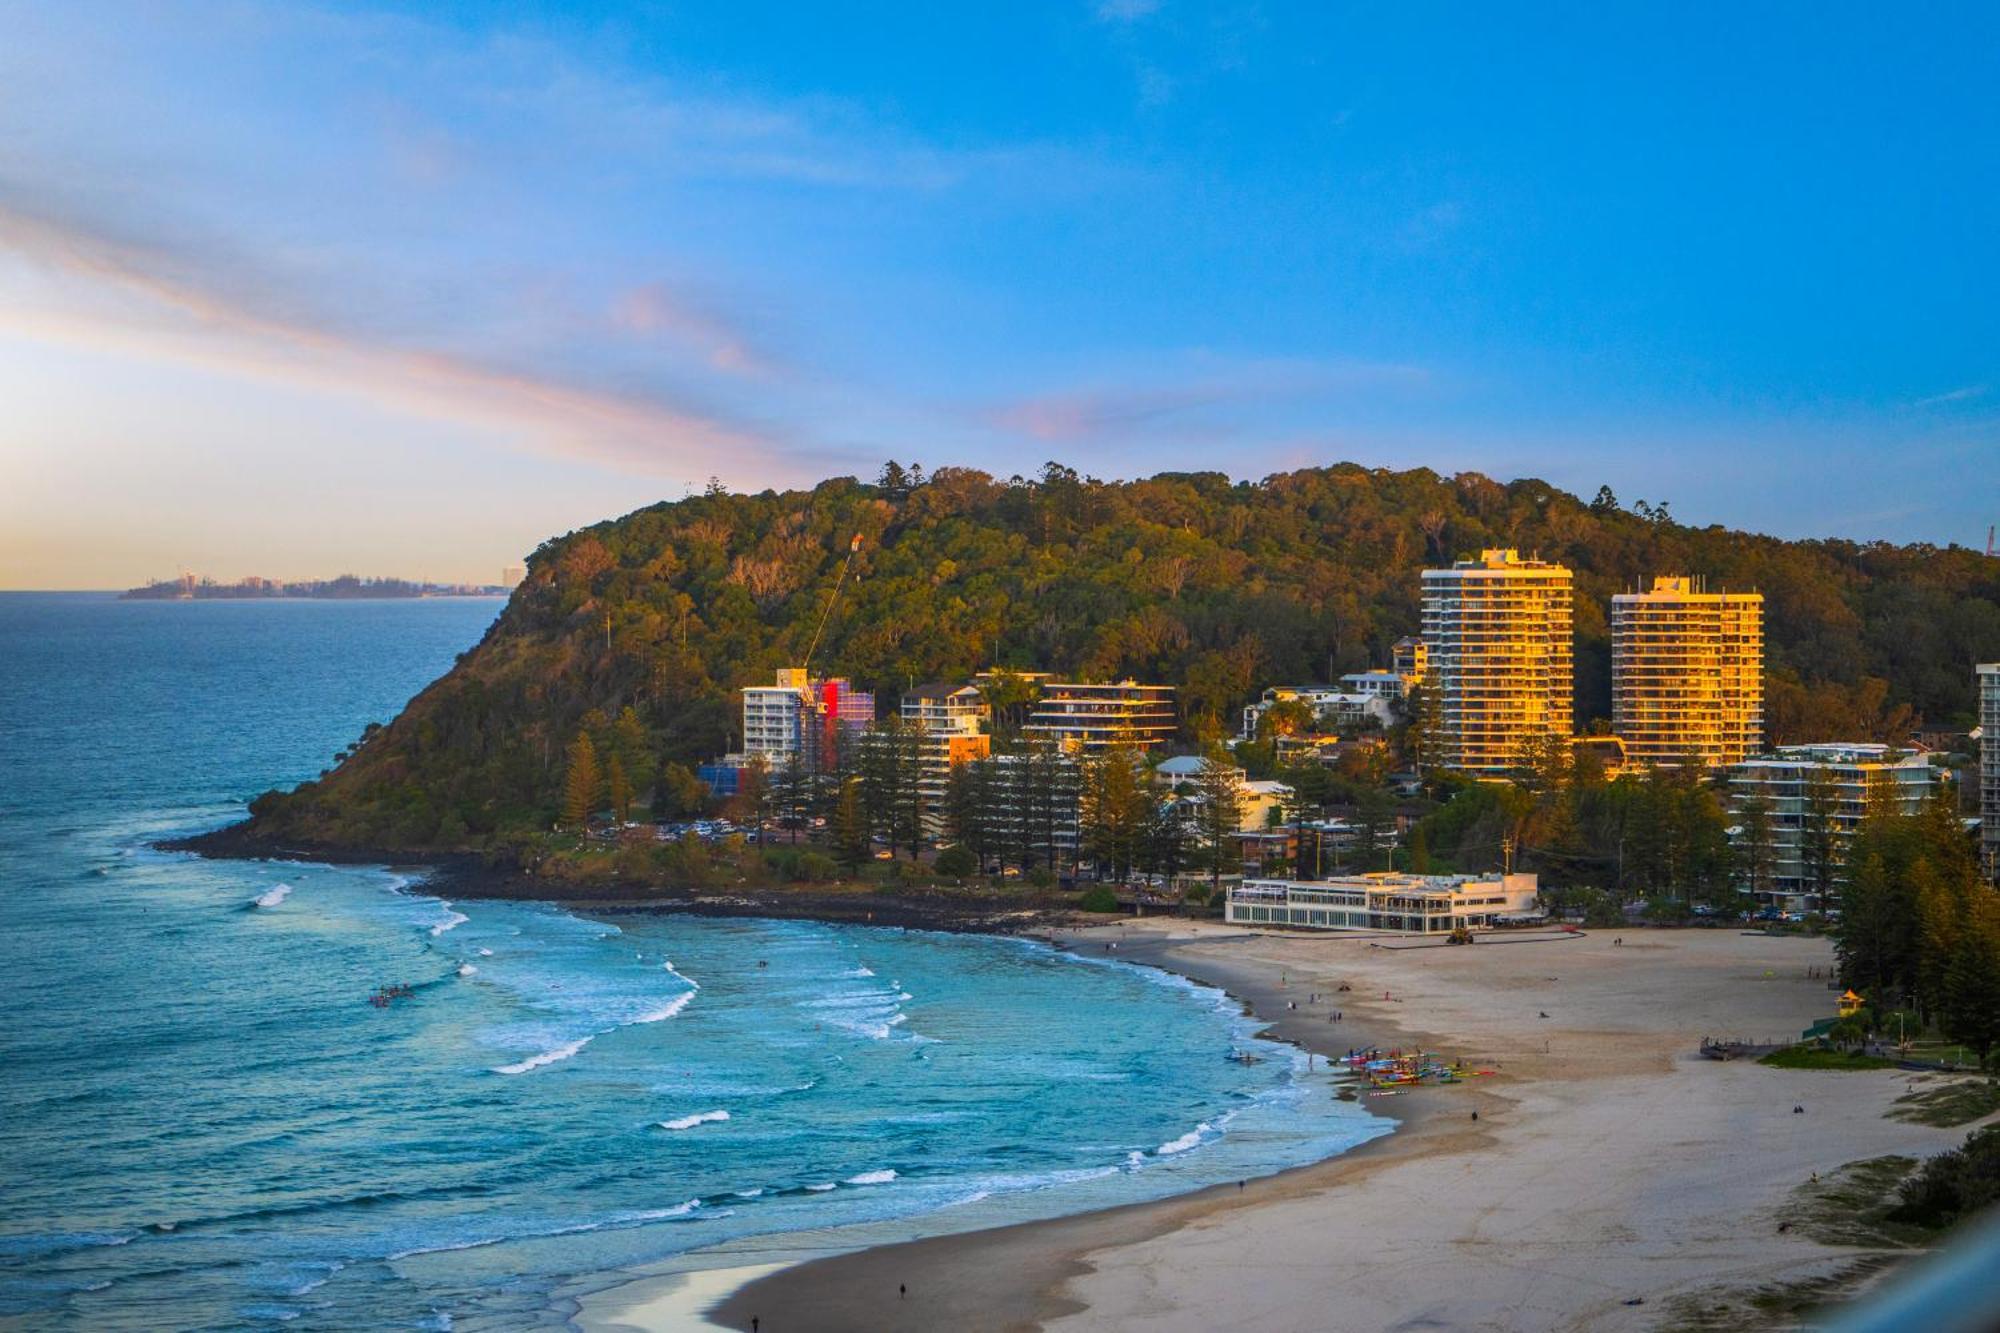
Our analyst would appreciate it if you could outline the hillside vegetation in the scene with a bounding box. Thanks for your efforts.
[242,463,2000,852]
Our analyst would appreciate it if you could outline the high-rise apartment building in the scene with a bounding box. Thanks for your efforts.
[1419,550,1574,774]
[1023,680,1177,752]
[1726,743,1942,910]
[1980,663,2000,883]
[740,668,874,769]
[900,684,992,834]
[1612,576,1764,768]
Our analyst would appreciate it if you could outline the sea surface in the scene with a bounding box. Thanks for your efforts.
[0,593,1389,1330]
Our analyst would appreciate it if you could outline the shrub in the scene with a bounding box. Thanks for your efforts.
[791,851,838,883]
[1078,885,1120,913]
[1888,1126,2000,1229]
[933,846,978,877]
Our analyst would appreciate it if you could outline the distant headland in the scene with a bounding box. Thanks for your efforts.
[121,574,510,601]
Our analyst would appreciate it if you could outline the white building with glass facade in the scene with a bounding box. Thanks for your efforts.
[1225,871,1540,934]
[1726,743,1943,910]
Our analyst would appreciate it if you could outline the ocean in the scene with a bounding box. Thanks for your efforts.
[0,593,1389,1329]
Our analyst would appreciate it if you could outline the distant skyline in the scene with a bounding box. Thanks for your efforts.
[2,2,1995,589]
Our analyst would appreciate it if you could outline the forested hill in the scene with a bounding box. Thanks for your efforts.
[240,463,2000,852]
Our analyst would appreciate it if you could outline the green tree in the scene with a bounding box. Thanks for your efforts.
[653,762,710,819]
[1080,747,1151,881]
[1940,910,2000,1069]
[606,755,634,824]
[611,706,655,795]
[1192,751,1246,892]
[1407,825,1431,873]
[829,777,869,872]
[1799,769,1842,911]
[1736,793,1775,902]
[771,751,811,844]
[561,732,602,829]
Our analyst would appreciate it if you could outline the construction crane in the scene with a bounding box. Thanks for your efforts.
[803,533,865,673]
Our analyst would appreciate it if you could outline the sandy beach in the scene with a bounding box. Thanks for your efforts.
[649,921,1986,1333]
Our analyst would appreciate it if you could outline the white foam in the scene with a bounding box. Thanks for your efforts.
[658,1110,730,1132]
[845,1169,896,1186]
[490,1035,593,1075]
[846,966,875,978]
[804,1182,837,1192]
[457,964,477,978]
[662,961,700,990]
[733,1188,764,1199]
[1155,1122,1213,1156]
[386,1201,702,1260]
[630,1200,701,1220]
[632,991,695,1025]
[430,907,469,937]
[477,948,494,957]
[254,884,293,908]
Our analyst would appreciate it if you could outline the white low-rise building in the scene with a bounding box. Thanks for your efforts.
[1225,871,1540,934]
[1240,685,1396,740]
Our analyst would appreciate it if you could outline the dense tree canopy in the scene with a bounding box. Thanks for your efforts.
[244,462,2000,852]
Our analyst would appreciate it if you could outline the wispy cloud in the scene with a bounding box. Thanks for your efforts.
[1912,384,1987,409]
[609,283,777,379]
[985,357,1431,443]
[0,203,780,477]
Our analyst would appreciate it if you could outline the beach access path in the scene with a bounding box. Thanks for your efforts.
[703,923,1981,1333]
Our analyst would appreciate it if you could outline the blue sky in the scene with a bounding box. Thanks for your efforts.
[1,1,1994,586]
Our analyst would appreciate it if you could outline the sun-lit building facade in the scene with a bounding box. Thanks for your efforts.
[1419,550,1574,774]
[900,683,992,835]
[1612,576,1764,768]
[1023,680,1177,752]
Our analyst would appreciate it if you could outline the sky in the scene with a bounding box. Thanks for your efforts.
[1,2,1995,589]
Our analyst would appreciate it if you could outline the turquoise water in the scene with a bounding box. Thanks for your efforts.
[0,594,1388,1329]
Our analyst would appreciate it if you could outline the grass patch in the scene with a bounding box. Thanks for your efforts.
[1759,1045,1900,1071]
[1777,1156,1928,1249]
[1887,1078,2000,1128]
[1660,1158,1925,1332]
[1660,1255,1900,1333]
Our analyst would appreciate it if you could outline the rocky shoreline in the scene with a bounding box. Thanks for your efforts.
[160,821,1080,936]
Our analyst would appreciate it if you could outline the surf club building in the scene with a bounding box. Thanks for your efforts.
[1225,871,1542,935]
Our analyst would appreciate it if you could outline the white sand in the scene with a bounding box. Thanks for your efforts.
[593,924,1991,1333]
[1046,925,1972,1331]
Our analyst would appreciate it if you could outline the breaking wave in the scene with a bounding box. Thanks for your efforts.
[845,1169,896,1186]
[490,1035,593,1076]
[658,1110,730,1132]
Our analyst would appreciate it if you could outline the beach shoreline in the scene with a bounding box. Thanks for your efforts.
[571,918,1475,1333]
[151,825,1987,1331]
[675,922,1981,1333]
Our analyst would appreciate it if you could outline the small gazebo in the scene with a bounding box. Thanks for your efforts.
[1837,989,1865,1018]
